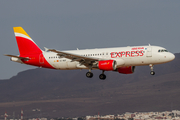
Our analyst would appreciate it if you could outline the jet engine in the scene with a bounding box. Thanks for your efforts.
[98,60,117,71]
[117,66,135,74]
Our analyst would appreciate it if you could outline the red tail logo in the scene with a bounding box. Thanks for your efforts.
[13,27,42,55]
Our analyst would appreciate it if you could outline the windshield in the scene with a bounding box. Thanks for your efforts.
[158,49,168,52]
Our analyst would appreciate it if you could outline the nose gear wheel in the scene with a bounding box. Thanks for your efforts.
[149,64,155,75]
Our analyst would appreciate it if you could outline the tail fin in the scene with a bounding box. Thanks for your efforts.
[13,27,42,55]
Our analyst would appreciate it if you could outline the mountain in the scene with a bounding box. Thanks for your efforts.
[0,53,180,118]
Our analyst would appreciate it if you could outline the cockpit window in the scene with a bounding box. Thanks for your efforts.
[158,49,168,52]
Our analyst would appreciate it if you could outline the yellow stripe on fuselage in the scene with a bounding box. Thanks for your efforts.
[13,27,31,39]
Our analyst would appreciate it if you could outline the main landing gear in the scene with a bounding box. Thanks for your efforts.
[86,72,93,78]
[99,71,106,80]
[149,64,155,75]
[86,70,106,80]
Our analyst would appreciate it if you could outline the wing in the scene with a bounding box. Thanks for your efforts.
[47,48,107,66]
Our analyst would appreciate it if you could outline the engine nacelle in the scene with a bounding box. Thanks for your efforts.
[98,60,117,71]
[117,66,135,74]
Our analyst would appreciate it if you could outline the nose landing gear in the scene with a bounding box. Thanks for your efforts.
[149,64,155,75]
[150,71,155,75]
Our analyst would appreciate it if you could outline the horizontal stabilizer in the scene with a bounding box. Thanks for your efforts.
[4,54,30,61]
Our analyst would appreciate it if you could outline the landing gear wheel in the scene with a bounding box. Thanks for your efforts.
[149,64,155,75]
[99,74,106,80]
[86,72,93,78]
[150,71,155,75]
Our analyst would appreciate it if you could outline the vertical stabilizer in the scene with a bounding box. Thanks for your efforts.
[13,27,42,55]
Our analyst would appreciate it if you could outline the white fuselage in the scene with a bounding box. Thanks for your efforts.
[43,45,175,70]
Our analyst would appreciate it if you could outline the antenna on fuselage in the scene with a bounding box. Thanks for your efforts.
[148,44,151,46]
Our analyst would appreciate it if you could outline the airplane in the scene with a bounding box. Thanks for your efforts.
[5,27,175,80]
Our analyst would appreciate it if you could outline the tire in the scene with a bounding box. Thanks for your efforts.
[99,74,106,80]
[86,72,93,78]
[150,71,155,75]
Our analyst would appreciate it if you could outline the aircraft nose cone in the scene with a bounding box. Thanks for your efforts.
[169,53,175,61]
[171,54,175,60]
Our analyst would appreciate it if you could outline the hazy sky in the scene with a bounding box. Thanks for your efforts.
[1,0,180,79]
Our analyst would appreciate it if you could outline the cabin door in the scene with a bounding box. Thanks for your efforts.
[146,47,152,57]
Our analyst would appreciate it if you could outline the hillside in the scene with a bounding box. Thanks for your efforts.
[0,53,180,118]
